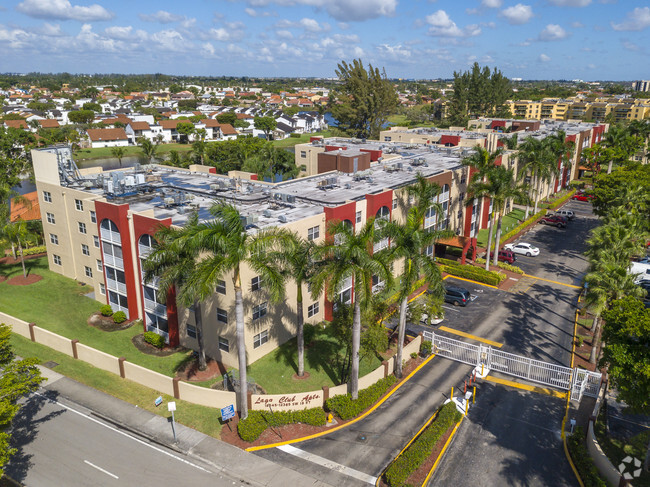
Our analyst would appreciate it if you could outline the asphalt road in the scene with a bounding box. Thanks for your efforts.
[5,391,231,487]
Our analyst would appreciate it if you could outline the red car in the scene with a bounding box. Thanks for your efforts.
[497,249,517,264]
[571,194,595,202]
[540,215,567,228]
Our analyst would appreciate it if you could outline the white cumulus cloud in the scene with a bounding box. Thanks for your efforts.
[500,4,533,25]
[611,7,650,31]
[104,25,133,40]
[482,0,503,7]
[426,10,481,37]
[538,24,569,40]
[16,0,113,21]
[539,53,551,62]
[139,10,184,23]
[548,0,590,6]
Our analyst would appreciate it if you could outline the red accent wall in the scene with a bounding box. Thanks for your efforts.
[94,201,139,320]
[481,198,491,227]
[360,149,382,162]
[365,190,393,220]
[440,135,461,146]
[494,156,503,167]
[208,167,217,174]
[325,145,347,152]
[464,206,473,237]
[132,214,179,347]
[490,120,506,130]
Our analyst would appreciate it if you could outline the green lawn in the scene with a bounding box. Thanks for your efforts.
[0,257,193,377]
[10,334,221,438]
[476,208,526,248]
[74,143,194,161]
[272,130,333,148]
[247,324,385,394]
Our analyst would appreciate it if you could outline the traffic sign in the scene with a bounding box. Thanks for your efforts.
[221,404,235,421]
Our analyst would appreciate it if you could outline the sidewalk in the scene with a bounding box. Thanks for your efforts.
[36,364,335,487]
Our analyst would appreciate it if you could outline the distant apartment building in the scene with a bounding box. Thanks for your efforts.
[632,81,650,92]
[507,97,650,123]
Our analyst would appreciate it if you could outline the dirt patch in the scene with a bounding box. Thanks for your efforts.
[131,333,186,357]
[0,275,6,283]
[0,252,47,266]
[573,321,598,372]
[176,358,227,382]
[292,371,311,380]
[6,274,43,286]
[88,312,136,332]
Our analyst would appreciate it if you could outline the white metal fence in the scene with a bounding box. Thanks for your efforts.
[422,330,601,402]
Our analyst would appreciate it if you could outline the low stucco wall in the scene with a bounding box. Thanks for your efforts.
[123,361,175,397]
[32,327,74,356]
[587,422,622,487]
[177,381,236,409]
[76,343,121,376]
[0,312,31,338]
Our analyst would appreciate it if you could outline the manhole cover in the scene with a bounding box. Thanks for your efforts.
[356,433,368,442]
[42,361,59,369]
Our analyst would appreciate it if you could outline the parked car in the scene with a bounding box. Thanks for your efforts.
[497,249,517,264]
[571,193,595,202]
[443,285,473,307]
[555,209,575,220]
[504,242,540,257]
[540,215,567,228]
[630,262,650,283]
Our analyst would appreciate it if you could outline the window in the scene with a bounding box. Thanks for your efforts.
[253,329,269,349]
[53,254,61,265]
[78,222,87,234]
[252,302,267,320]
[392,199,398,210]
[81,244,90,256]
[300,151,306,158]
[90,210,96,223]
[47,212,55,224]
[216,279,226,295]
[218,336,229,352]
[216,308,228,323]
[43,191,52,203]
[307,225,319,241]
[356,211,362,224]
[75,199,83,211]
[93,235,100,248]
[50,234,58,245]
[84,266,92,278]
[99,283,105,295]
[384,136,392,142]
[96,259,103,271]
[251,276,262,292]
[187,324,197,339]
[307,302,319,318]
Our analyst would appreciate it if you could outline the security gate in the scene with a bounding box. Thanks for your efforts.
[422,330,601,402]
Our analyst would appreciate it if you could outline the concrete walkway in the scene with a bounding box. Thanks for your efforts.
[34,364,335,487]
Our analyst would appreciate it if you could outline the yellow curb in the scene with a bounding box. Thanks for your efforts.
[422,416,465,486]
[522,274,581,289]
[245,353,438,452]
[442,274,499,289]
[482,375,567,399]
[438,326,503,348]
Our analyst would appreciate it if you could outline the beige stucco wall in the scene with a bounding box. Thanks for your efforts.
[32,327,74,356]
[76,343,121,375]
[122,362,175,396]
[0,312,31,338]
[176,381,236,409]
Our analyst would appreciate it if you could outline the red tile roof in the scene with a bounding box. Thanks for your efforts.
[38,119,60,128]
[86,128,128,142]
[128,121,150,131]
[4,119,28,129]
[10,192,41,222]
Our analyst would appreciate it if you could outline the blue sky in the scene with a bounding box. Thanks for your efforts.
[0,0,649,80]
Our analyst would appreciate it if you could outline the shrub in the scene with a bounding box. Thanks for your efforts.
[326,376,397,420]
[548,189,576,211]
[100,305,113,317]
[384,402,462,487]
[566,427,607,487]
[144,331,165,349]
[22,245,47,256]
[472,258,524,275]
[238,407,327,442]
[112,311,127,324]
[435,257,460,267]
[410,352,418,359]
[439,263,506,286]
[420,340,432,356]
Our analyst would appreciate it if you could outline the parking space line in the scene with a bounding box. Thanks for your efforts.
[522,274,581,289]
[438,326,503,348]
[482,375,567,398]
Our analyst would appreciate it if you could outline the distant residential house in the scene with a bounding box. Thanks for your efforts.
[125,121,155,144]
[3,119,28,130]
[274,121,296,139]
[86,128,128,148]
[199,119,238,140]
[10,191,41,223]
[38,119,60,129]
[159,119,182,142]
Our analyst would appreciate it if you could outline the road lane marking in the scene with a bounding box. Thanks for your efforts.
[33,392,210,473]
[522,274,581,289]
[482,375,567,398]
[84,460,119,479]
[441,305,461,312]
[438,326,503,348]
[277,444,377,485]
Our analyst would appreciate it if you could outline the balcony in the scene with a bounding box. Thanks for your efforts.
[143,275,161,288]
[373,238,389,253]
[138,244,153,258]
[102,253,124,270]
[106,277,126,294]
[100,228,121,244]
[144,297,167,316]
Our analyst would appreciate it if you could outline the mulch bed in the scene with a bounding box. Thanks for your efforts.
[176,358,227,382]
[131,333,186,357]
[573,317,597,372]
[220,355,427,449]
[0,252,47,266]
[87,312,136,332]
[6,274,43,286]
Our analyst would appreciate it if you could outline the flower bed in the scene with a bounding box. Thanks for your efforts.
[237,407,327,442]
[326,376,397,420]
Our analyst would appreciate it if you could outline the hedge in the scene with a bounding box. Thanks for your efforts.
[238,407,327,442]
[112,311,127,324]
[566,427,607,487]
[497,209,547,247]
[144,331,165,349]
[547,189,577,211]
[475,258,524,275]
[439,263,506,286]
[100,304,113,317]
[326,376,397,420]
[384,402,462,487]
[435,257,460,267]
[21,245,47,256]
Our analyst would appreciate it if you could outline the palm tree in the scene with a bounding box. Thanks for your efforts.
[311,219,391,399]
[518,136,555,216]
[544,130,575,192]
[182,203,291,419]
[602,124,637,174]
[142,213,208,370]
[111,146,126,168]
[586,223,645,267]
[2,220,28,277]
[384,201,450,377]
[138,137,158,164]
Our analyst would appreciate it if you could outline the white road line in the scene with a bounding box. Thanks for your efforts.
[34,392,210,473]
[442,305,461,312]
[277,444,377,485]
[84,460,119,479]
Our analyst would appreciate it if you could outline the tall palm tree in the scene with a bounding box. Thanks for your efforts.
[544,130,575,192]
[384,202,450,377]
[111,146,126,168]
[311,218,391,399]
[182,203,292,419]
[138,136,158,164]
[586,223,645,267]
[2,220,28,277]
[518,136,555,216]
[602,124,637,174]
[142,213,208,370]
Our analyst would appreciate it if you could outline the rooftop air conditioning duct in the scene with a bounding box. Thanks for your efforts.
[278,215,288,223]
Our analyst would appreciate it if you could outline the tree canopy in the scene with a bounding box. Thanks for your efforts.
[330,59,398,139]
[68,110,95,124]
[253,116,277,140]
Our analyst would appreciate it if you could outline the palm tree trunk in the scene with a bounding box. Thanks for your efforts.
[607,160,613,174]
[296,284,305,377]
[485,211,496,271]
[492,210,504,267]
[589,314,601,364]
[194,300,207,371]
[234,274,248,419]
[394,297,408,378]
[349,295,361,400]
[18,240,26,278]
[534,177,541,214]
[10,243,16,260]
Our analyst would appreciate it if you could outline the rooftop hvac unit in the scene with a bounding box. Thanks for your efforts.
[136,174,145,185]
[286,195,296,203]
[164,197,175,207]
[396,162,403,169]
[345,183,352,189]
[83,180,94,188]
[210,184,219,191]
[367,177,373,183]
[263,209,272,218]
[278,215,288,223]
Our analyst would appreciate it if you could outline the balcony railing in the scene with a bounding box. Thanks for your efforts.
[138,244,153,258]
[100,228,121,244]
[106,277,126,294]
[144,297,167,316]
[373,238,389,253]
[103,253,124,270]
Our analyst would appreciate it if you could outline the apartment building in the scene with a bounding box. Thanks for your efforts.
[507,97,650,122]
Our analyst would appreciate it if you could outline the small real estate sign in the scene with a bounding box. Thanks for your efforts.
[251,391,323,411]
[221,404,235,421]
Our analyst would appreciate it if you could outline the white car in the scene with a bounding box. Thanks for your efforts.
[504,242,540,257]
